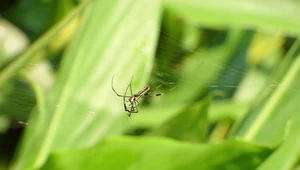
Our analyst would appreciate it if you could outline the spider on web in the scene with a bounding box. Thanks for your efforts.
[111,75,175,116]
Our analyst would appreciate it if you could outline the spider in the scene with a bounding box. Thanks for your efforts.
[111,75,165,117]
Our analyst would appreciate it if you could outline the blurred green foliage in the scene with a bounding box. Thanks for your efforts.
[0,0,299,170]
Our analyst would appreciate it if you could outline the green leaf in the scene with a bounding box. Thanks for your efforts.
[234,52,300,146]
[148,96,210,142]
[165,29,253,104]
[0,77,36,120]
[257,113,300,170]
[10,0,161,169]
[209,100,249,123]
[164,0,300,35]
[40,137,271,170]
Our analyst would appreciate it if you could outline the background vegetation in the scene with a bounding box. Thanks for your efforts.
[0,0,299,169]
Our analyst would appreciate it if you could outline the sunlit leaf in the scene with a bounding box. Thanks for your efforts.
[165,0,300,35]
[10,0,161,169]
[40,137,271,170]
[257,113,300,170]
[234,50,300,146]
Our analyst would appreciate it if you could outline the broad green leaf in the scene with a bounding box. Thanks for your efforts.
[10,0,161,169]
[164,0,300,36]
[40,137,271,170]
[148,96,210,142]
[258,113,300,170]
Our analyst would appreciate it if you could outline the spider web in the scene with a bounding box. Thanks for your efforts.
[144,27,300,108]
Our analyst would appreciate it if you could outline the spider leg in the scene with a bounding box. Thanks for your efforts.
[123,82,132,109]
[125,108,132,117]
[126,98,139,117]
[124,99,132,114]
[126,75,137,116]
[113,75,141,117]
[143,85,176,98]
[146,84,162,96]
[125,104,137,117]
[131,99,139,113]
[132,101,139,113]
[124,101,134,117]
[124,103,128,111]
[129,75,134,97]
[111,75,132,97]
